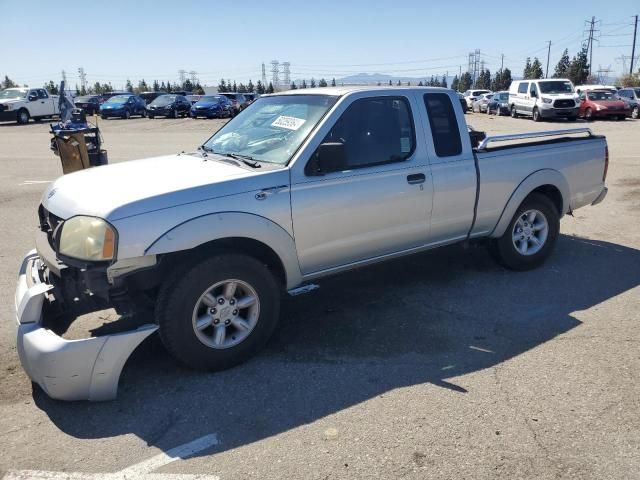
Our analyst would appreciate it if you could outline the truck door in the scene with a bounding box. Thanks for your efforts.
[32,89,51,117]
[420,92,477,244]
[290,94,433,275]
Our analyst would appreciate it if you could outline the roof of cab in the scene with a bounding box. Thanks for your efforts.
[265,86,454,97]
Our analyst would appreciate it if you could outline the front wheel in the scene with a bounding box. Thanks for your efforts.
[123,109,131,119]
[585,108,593,121]
[532,107,541,122]
[490,193,559,271]
[632,106,639,119]
[172,109,179,119]
[156,254,281,371]
[17,109,30,124]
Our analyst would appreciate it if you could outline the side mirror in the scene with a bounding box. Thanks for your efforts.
[28,94,38,101]
[306,142,347,176]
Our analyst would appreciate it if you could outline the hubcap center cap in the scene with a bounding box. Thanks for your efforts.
[524,227,532,237]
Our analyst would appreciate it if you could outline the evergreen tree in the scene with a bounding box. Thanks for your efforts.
[418,80,424,87]
[458,72,472,92]
[93,82,102,94]
[218,79,227,93]
[407,81,411,86]
[553,49,571,78]
[45,80,59,95]
[237,83,247,93]
[530,58,543,79]
[501,68,512,90]
[451,75,459,91]
[318,78,328,87]
[183,79,194,92]
[310,78,316,88]
[126,79,134,93]
[331,78,336,87]
[523,57,532,79]
[153,80,160,91]
[256,81,265,94]
[160,81,166,92]
[232,81,237,92]
[441,75,448,89]
[166,81,172,92]
[389,80,393,86]
[567,46,589,85]
[266,82,274,94]
[290,82,297,90]
[247,80,255,92]
[397,79,402,86]
[138,79,149,92]
[377,81,382,86]
[2,75,17,89]
[301,79,307,89]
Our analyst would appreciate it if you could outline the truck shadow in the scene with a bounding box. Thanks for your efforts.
[33,234,640,458]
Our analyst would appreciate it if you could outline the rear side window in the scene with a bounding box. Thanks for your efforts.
[423,93,462,157]
[518,83,529,94]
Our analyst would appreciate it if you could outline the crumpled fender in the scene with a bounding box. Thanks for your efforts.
[144,212,303,289]
[489,169,570,238]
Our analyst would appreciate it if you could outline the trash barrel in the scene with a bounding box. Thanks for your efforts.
[50,123,107,174]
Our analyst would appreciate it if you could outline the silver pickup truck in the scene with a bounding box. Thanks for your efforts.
[14,87,608,401]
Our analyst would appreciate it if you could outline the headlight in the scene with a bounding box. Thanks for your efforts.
[58,216,116,261]
[596,105,606,111]
[542,97,553,104]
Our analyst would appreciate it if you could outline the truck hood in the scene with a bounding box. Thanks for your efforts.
[0,98,24,105]
[42,153,280,221]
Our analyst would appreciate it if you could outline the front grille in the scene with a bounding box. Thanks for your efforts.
[553,99,575,108]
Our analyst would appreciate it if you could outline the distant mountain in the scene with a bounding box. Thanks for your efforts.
[333,72,455,86]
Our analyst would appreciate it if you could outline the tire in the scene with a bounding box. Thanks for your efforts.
[632,106,639,119]
[140,109,146,118]
[172,109,179,119]
[156,254,281,371]
[532,107,541,122]
[123,109,131,120]
[486,105,491,115]
[584,108,593,121]
[511,105,518,118]
[148,114,154,119]
[101,115,107,120]
[16,109,30,124]
[490,193,560,271]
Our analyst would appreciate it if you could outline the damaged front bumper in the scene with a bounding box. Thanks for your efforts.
[14,250,157,401]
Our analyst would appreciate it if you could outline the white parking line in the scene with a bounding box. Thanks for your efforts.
[3,434,220,480]
[19,180,52,186]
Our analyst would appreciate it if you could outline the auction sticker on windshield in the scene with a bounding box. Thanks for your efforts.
[271,115,306,130]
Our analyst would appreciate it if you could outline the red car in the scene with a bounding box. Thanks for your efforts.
[579,89,630,120]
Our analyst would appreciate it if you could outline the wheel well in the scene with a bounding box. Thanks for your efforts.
[161,237,287,287]
[529,184,563,215]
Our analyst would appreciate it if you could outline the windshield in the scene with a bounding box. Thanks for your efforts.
[200,96,221,103]
[106,95,130,104]
[587,91,615,101]
[635,89,640,97]
[539,81,573,94]
[152,95,176,105]
[75,96,96,102]
[472,90,490,96]
[203,94,338,165]
[0,89,27,99]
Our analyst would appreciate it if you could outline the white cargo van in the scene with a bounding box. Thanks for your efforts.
[508,79,580,122]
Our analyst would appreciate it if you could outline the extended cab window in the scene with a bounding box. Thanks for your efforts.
[37,89,48,99]
[321,96,415,170]
[530,84,538,97]
[518,83,529,94]
[423,93,462,157]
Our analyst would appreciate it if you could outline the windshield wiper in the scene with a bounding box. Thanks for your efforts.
[224,152,261,168]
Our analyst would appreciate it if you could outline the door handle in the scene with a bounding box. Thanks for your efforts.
[407,173,426,185]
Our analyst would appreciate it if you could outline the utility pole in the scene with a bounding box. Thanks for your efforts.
[587,16,595,76]
[545,41,551,78]
[631,14,638,75]
[78,67,87,92]
[500,53,504,72]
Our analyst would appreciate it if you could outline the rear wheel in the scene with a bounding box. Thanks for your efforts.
[156,254,281,371]
[172,109,179,119]
[511,105,518,118]
[490,193,559,271]
[101,114,107,120]
[632,106,639,119]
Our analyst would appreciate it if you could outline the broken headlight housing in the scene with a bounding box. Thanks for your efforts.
[58,216,117,262]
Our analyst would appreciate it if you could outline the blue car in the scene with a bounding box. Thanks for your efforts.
[99,94,147,119]
[190,95,233,119]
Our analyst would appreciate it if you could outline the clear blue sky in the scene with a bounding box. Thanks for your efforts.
[1,0,638,88]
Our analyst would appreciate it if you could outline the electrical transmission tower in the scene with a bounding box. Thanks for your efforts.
[178,69,187,85]
[189,70,198,85]
[261,63,267,86]
[271,60,280,87]
[78,67,87,91]
[282,62,291,86]
[467,49,481,83]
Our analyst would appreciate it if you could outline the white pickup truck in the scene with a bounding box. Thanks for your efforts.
[14,86,608,401]
[0,87,60,124]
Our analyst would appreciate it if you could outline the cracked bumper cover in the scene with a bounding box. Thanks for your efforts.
[14,250,157,401]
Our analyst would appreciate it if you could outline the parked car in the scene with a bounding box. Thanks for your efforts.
[146,94,192,118]
[575,84,618,96]
[73,95,102,115]
[456,92,469,113]
[616,87,640,119]
[16,86,609,401]
[186,95,202,105]
[243,93,259,105]
[139,91,166,105]
[509,79,579,122]
[486,91,510,115]
[220,92,248,114]
[578,89,631,121]
[190,95,233,119]
[0,87,59,124]
[99,92,130,104]
[472,93,494,113]
[99,94,146,119]
[463,89,491,109]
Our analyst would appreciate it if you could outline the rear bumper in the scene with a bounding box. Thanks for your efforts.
[591,186,608,206]
[14,250,157,401]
